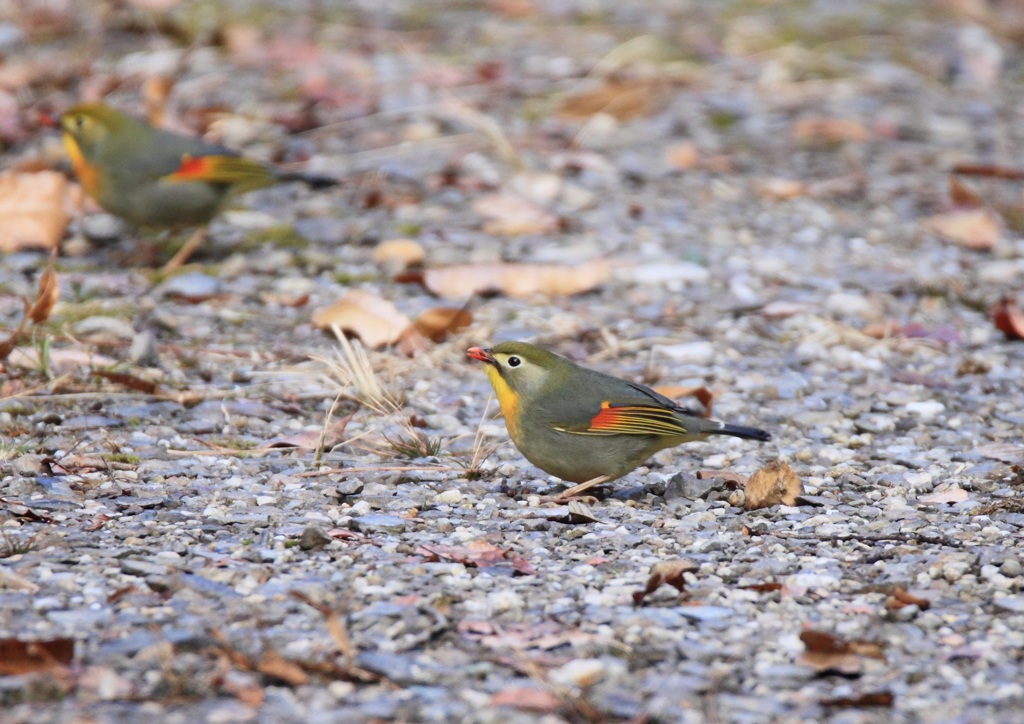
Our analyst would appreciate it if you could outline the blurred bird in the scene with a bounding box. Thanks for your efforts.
[56,102,335,272]
[468,341,770,499]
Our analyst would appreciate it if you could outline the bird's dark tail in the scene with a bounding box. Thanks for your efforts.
[274,171,340,189]
[709,422,771,442]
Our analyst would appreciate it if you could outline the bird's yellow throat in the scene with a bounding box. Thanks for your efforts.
[482,364,520,439]
[62,134,100,199]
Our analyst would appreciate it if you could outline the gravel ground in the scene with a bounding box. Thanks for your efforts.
[3,1,1024,722]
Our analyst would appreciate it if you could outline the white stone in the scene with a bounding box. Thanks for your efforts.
[433,489,463,505]
[904,400,945,419]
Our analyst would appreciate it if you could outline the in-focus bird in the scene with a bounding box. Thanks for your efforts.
[468,341,770,499]
[56,102,335,272]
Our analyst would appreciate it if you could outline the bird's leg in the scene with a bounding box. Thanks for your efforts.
[160,226,208,274]
[552,475,613,502]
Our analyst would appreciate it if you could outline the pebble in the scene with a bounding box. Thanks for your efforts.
[433,489,463,504]
[655,342,715,365]
[350,515,407,534]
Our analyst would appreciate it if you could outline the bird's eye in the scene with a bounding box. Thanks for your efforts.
[74,115,84,128]
[507,356,521,368]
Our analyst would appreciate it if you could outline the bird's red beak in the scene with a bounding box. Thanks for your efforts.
[466,347,495,364]
[38,110,60,129]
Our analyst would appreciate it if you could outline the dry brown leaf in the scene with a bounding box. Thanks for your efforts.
[792,118,870,143]
[0,171,81,252]
[472,192,559,236]
[885,588,931,611]
[413,307,473,342]
[142,75,174,127]
[416,541,536,576]
[373,238,425,271]
[797,631,868,675]
[952,162,1024,180]
[948,175,984,207]
[632,559,697,605]
[489,687,560,713]
[991,295,1024,340]
[695,469,747,486]
[92,370,158,395]
[0,638,74,675]
[267,413,353,450]
[821,690,894,708]
[744,460,803,510]
[27,262,59,324]
[741,582,784,593]
[922,207,1001,250]
[256,649,310,686]
[311,291,412,349]
[652,385,714,417]
[974,442,1024,462]
[918,488,969,505]
[402,259,610,299]
[665,141,700,170]
[558,78,659,121]
[757,177,807,200]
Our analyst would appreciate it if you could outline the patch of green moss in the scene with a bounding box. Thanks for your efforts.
[103,452,141,464]
[396,223,422,237]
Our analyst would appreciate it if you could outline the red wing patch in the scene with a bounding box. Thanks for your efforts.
[577,401,690,437]
[168,155,213,180]
[163,154,274,190]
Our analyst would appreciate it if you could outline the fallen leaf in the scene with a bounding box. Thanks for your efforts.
[948,175,984,207]
[885,588,931,611]
[695,469,746,487]
[861,321,961,345]
[266,413,353,450]
[558,78,660,121]
[952,162,1024,180]
[92,370,159,395]
[416,541,536,576]
[472,192,559,236]
[0,638,74,675]
[665,141,700,170]
[256,649,309,686]
[489,687,560,713]
[741,582,784,593]
[0,171,81,252]
[312,291,412,349]
[0,255,59,362]
[973,442,1024,462]
[821,691,894,708]
[760,300,811,318]
[922,207,1001,250]
[991,295,1024,340]
[632,559,697,605]
[413,307,473,342]
[797,630,884,676]
[27,262,58,324]
[918,488,969,505]
[400,259,610,299]
[652,385,714,417]
[757,177,807,200]
[373,238,425,271]
[221,671,265,708]
[792,118,870,143]
[744,460,803,510]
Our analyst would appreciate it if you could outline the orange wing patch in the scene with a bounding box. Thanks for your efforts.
[573,401,689,437]
[163,154,274,191]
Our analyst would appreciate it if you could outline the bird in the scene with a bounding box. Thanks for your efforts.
[467,341,770,499]
[55,102,336,273]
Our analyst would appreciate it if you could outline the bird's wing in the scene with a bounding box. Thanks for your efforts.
[161,153,274,190]
[551,400,696,437]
